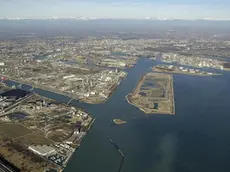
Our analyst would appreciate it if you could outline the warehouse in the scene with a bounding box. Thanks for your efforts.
[29,145,56,156]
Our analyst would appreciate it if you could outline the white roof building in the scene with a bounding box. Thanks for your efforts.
[29,145,56,156]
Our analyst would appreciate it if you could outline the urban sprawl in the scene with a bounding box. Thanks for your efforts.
[0,28,230,171]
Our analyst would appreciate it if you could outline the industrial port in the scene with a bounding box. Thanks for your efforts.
[126,73,175,115]
[2,18,230,172]
[0,59,127,104]
[1,35,230,107]
[162,53,225,70]
[153,64,221,76]
[0,84,94,172]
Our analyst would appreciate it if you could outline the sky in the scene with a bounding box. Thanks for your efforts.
[0,0,230,19]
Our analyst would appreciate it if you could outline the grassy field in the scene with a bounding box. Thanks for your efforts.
[15,132,54,145]
[46,125,73,142]
[0,123,32,139]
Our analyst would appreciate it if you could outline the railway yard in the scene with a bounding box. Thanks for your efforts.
[126,73,175,115]
[0,85,94,172]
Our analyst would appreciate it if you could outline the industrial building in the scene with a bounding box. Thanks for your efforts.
[28,145,56,156]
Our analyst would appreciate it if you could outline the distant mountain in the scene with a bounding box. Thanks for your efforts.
[0,17,100,20]
[1,17,230,21]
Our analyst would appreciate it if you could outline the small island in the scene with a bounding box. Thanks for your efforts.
[113,119,127,125]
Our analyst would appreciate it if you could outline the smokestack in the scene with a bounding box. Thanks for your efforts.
[78,127,81,133]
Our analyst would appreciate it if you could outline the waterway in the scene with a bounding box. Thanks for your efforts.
[5,58,230,172]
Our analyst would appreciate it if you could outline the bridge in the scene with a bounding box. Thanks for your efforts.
[67,98,74,105]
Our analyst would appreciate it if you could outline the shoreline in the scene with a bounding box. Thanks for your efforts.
[2,74,126,105]
[63,117,95,168]
[113,119,127,125]
[161,60,225,71]
[125,95,175,115]
[171,76,176,114]
[153,67,222,76]
[0,78,96,171]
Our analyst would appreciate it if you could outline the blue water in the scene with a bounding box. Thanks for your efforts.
[111,52,127,56]
[8,113,28,120]
[5,58,230,172]
[1,89,30,98]
[34,56,48,60]
[58,59,78,65]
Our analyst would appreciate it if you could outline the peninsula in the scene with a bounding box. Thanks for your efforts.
[126,73,175,115]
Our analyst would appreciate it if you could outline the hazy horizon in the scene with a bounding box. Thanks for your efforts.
[0,0,230,20]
